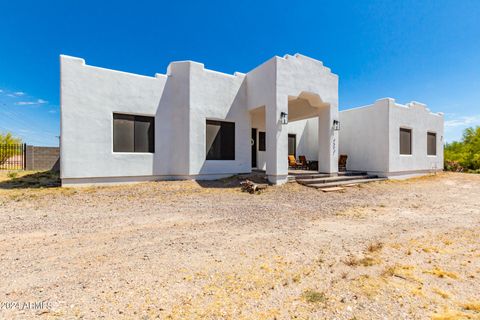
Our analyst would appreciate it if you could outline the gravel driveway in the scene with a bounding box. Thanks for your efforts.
[0,172,479,319]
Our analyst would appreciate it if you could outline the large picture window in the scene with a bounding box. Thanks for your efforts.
[206,120,235,160]
[113,113,155,153]
[399,128,412,155]
[427,132,436,156]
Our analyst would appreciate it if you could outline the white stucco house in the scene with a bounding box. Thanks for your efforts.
[339,98,444,178]
[60,53,443,186]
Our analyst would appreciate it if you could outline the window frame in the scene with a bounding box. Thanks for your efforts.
[427,131,437,156]
[205,119,235,161]
[113,113,155,153]
[258,131,266,151]
[399,127,412,155]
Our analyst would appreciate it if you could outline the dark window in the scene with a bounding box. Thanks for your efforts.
[427,132,436,156]
[206,120,235,160]
[258,131,266,151]
[113,113,154,153]
[400,128,412,155]
[288,134,296,157]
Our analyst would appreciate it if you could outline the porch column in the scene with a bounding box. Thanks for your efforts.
[318,104,339,174]
[265,97,289,184]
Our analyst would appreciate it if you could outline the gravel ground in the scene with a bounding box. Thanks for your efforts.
[0,172,479,319]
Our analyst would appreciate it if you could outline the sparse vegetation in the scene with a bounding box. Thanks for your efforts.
[461,301,480,312]
[344,255,380,267]
[0,172,478,319]
[432,287,450,299]
[302,290,326,303]
[445,126,480,172]
[7,171,18,179]
[367,241,384,253]
[424,267,459,280]
[0,132,22,167]
[0,170,60,188]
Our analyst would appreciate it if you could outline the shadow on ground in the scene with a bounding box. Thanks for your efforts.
[0,170,60,189]
[195,172,269,189]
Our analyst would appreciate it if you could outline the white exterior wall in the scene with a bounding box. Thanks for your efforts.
[60,55,178,185]
[339,99,390,172]
[246,54,339,183]
[276,55,339,175]
[287,119,319,161]
[59,53,340,186]
[388,100,444,174]
[339,98,444,177]
[188,63,250,178]
[251,117,319,171]
[61,53,443,186]
[61,56,252,184]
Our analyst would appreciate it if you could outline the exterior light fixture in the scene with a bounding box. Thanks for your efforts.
[333,119,340,131]
[280,112,288,125]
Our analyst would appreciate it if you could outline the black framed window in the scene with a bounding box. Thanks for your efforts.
[427,132,436,156]
[206,120,235,160]
[400,128,412,155]
[258,131,266,151]
[113,113,155,153]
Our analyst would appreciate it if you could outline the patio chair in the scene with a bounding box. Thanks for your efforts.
[288,155,302,169]
[299,155,309,170]
[338,154,348,172]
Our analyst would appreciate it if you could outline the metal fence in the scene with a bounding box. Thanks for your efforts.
[0,143,26,170]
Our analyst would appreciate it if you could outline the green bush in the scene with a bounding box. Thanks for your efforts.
[7,171,18,179]
[0,133,22,166]
[444,126,480,172]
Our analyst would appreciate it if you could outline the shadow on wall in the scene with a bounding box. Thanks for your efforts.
[0,170,60,189]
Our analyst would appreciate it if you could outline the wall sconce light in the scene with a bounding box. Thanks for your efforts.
[333,119,340,131]
[280,112,288,125]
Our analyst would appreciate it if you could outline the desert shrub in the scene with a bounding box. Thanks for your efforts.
[0,133,22,166]
[302,290,326,303]
[7,171,18,179]
[444,126,480,172]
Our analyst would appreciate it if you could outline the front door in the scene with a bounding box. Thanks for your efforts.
[251,128,257,168]
[288,134,296,158]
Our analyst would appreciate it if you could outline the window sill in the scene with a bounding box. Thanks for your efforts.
[112,152,155,155]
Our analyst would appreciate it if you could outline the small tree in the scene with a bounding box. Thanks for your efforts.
[0,132,22,166]
[444,126,480,172]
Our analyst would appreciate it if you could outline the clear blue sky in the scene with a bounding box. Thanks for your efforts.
[1,0,479,146]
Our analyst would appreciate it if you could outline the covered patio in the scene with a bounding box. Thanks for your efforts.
[246,54,339,184]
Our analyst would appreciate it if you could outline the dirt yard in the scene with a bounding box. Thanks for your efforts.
[0,172,479,319]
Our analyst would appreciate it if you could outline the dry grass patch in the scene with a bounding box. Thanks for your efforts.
[381,264,419,282]
[302,290,326,304]
[367,241,384,253]
[461,301,480,312]
[165,256,323,319]
[352,274,385,298]
[432,287,450,299]
[424,267,459,280]
[343,255,381,267]
[431,309,477,320]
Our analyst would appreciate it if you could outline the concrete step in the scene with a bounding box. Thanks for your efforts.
[296,174,374,185]
[305,177,387,189]
[289,171,368,180]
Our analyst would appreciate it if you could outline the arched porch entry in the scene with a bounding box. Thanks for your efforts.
[250,91,338,184]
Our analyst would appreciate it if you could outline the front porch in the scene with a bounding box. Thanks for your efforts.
[245,54,341,185]
[249,91,338,184]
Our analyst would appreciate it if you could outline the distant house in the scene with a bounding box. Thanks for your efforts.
[60,54,443,186]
